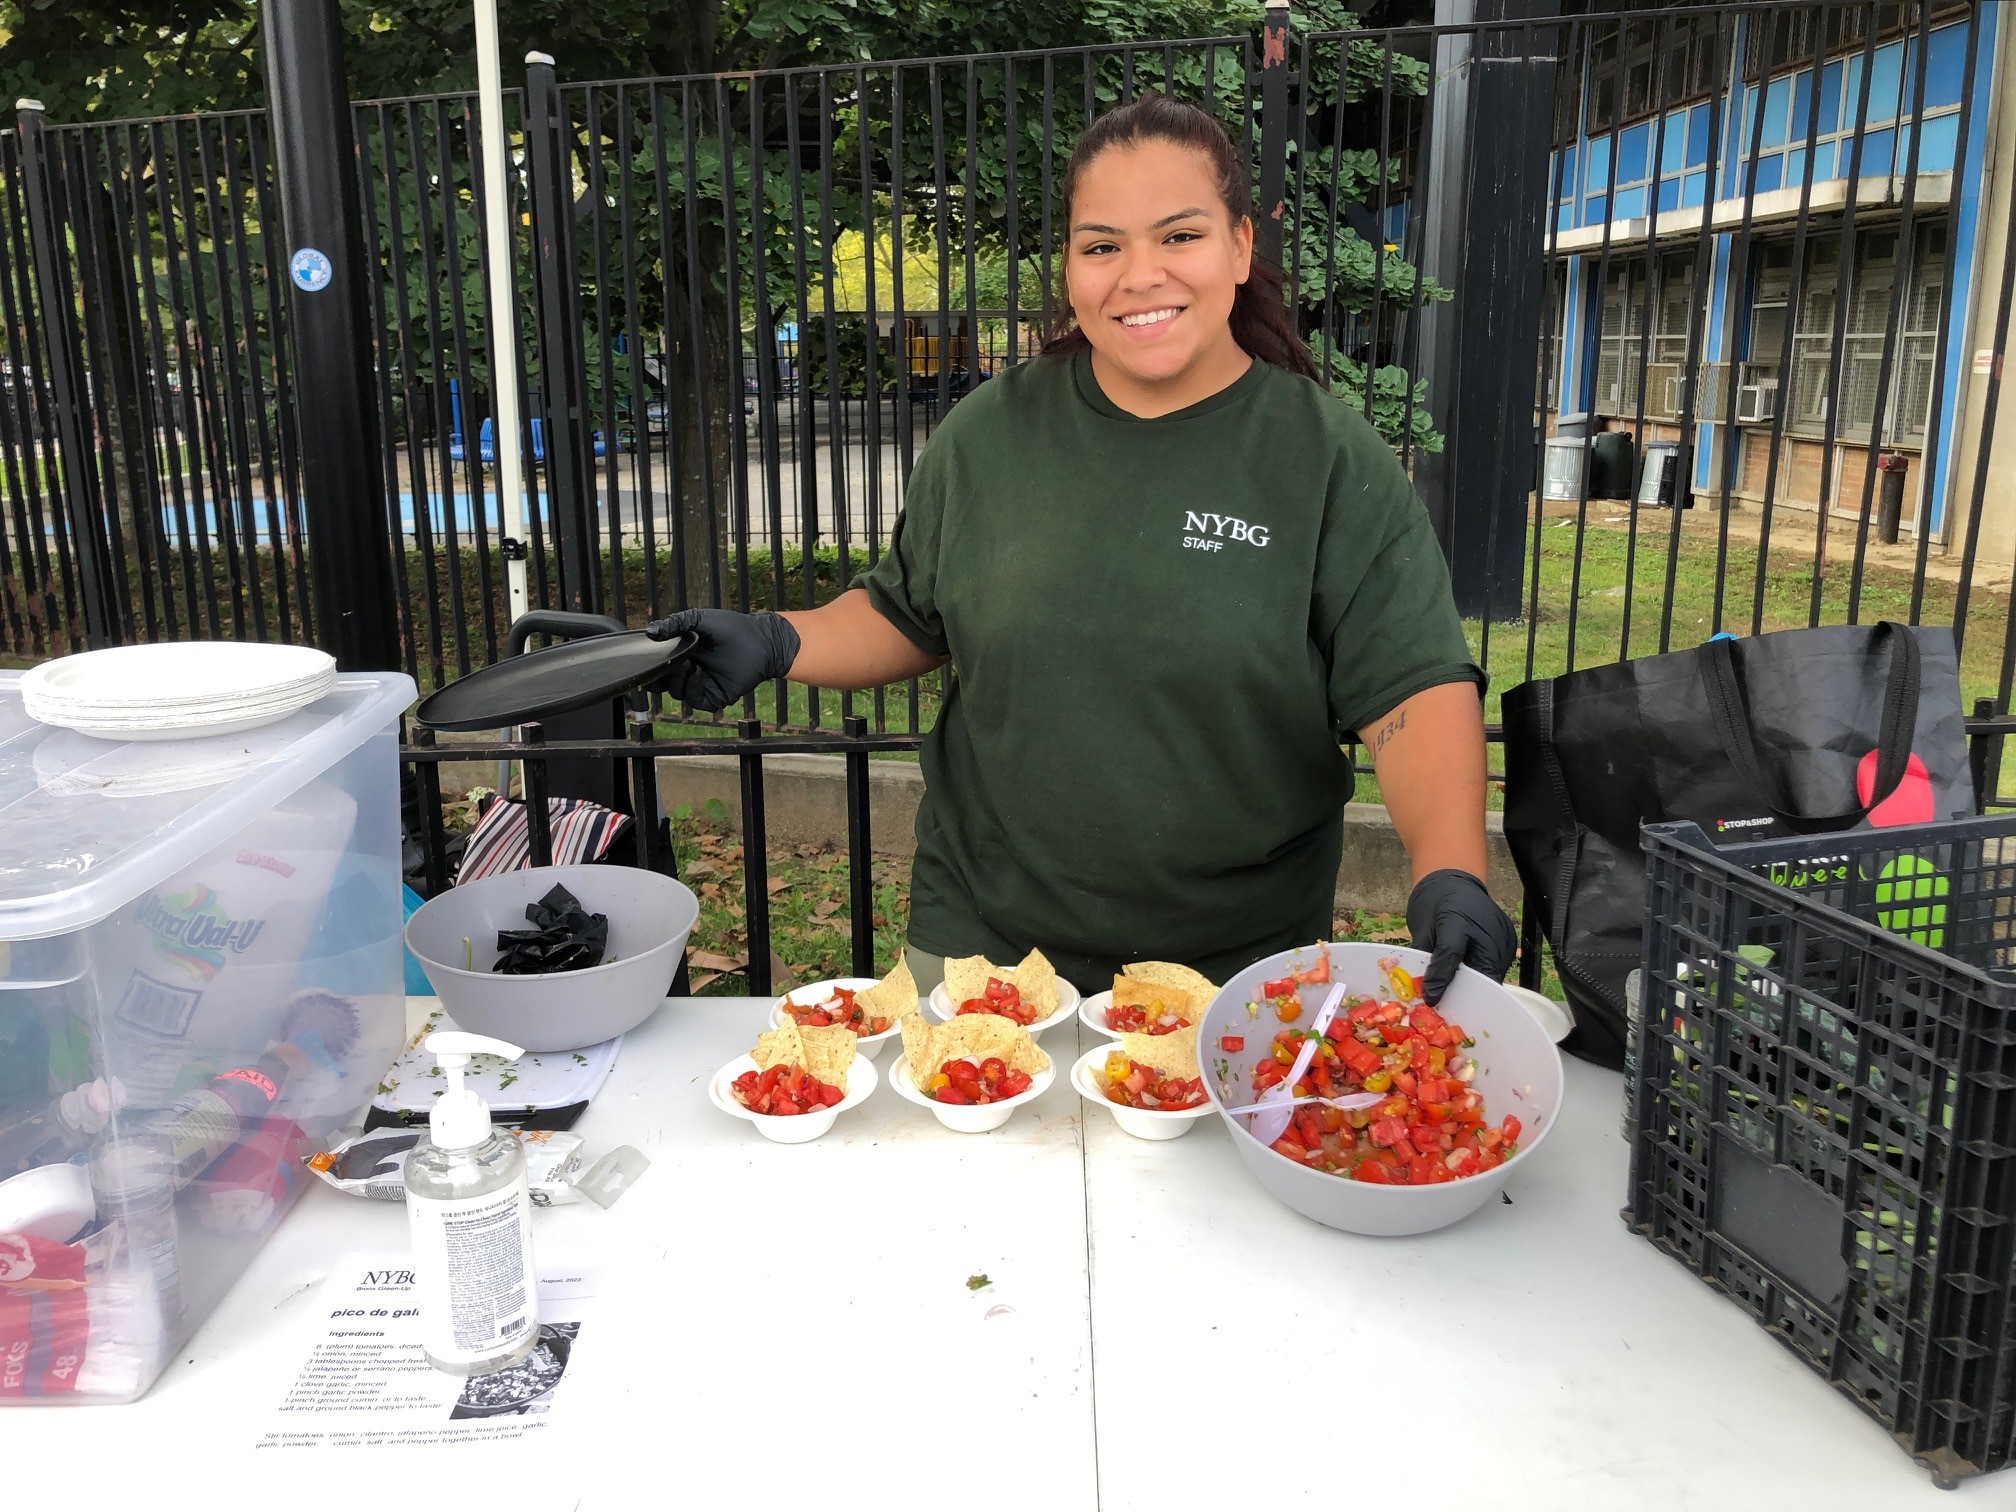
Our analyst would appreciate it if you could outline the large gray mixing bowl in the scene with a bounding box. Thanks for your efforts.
[1201,943,1564,1236]
[404,864,697,1050]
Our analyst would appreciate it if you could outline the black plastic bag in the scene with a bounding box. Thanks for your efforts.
[1502,622,1973,1067]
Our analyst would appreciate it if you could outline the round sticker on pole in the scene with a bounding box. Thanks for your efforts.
[289,247,333,293]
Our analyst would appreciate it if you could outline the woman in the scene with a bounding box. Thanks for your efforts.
[648,93,1514,1003]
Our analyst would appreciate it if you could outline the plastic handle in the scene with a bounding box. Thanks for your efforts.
[1699,622,1920,835]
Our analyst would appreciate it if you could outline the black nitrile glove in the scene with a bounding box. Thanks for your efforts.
[1406,868,1517,1005]
[643,607,801,713]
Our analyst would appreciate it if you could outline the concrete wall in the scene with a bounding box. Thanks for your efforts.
[652,752,1523,918]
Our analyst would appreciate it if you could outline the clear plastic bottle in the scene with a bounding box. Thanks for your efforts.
[404,1031,538,1377]
[89,1130,186,1347]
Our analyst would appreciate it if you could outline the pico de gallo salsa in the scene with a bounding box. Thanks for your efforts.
[1094,1050,1206,1110]
[782,985,892,1037]
[956,976,1041,1028]
[924,1055,1034,1106]
[1106,1002,1190,1035]
[732,1063,846,1116]
[1244,960,1521,1184]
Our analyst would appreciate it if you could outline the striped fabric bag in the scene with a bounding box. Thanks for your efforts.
[454,796,634,885]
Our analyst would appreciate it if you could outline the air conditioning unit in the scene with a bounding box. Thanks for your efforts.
[1737,379,1779,424]
[1645,362,1682,417]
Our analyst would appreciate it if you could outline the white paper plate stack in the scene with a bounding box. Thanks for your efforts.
[20,642,339,742]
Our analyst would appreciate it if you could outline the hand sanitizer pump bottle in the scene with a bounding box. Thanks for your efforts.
[404,1030,538,1376]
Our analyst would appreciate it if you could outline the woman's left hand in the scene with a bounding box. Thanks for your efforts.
[1406,869,1517,1004]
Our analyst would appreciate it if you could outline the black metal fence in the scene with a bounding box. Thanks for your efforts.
[5,5,2014,838]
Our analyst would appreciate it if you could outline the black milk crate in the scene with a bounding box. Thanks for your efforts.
[1628,816,2016,1488]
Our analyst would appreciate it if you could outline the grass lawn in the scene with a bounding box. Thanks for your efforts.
[1485,508,2010,724]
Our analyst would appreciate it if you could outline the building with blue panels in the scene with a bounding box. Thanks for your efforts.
[1534,1,2009,561]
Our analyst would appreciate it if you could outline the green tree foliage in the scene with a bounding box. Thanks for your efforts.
[1,0,1446,511]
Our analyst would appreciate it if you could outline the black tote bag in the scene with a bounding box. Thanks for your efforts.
[1502,622,1973,1068]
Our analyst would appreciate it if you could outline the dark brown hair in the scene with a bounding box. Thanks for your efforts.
[1040,91,1317,381]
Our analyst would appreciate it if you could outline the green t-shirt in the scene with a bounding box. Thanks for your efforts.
[859,348,1482,988]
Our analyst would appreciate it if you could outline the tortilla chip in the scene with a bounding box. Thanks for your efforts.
[855,956,921,1019]
[939,1013,1049,1075]
[940,954,993,1008]
[901,1013,1049,1085]
[1112,974,1194,1021]
[1123,961,1219,1004]
[944,949,1059,1017]
[899,1013,940,1081]
[1117,1023,1200,1082]
[798,1024,858,1091]
[1012,948,1059,1015]
[752,1021,807,1075]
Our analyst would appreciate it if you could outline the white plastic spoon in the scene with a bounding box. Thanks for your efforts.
[1245,982,1349,1146]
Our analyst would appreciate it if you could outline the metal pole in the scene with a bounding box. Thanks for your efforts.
[1256,0,1291,269]
[474,0,530,624]
[1414,0,1558,620]
[259,0,401,671]
[524,52,599,615]
[1876,452,1909,546]
[17,99,117,650]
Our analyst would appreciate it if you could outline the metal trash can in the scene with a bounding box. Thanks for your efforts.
[1638,441,1682,508]
[1543,437,1590,502]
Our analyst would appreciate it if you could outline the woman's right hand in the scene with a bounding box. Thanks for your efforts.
[644,608,801,713]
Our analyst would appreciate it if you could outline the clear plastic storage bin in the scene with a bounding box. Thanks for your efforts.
[0,671,413,1402]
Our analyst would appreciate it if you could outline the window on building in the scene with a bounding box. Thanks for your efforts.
[1752,217,1948,443]
[1585,16,1669,132]
[1554,46,1583,145]
[1739,19,1973,190]
[1743,2,1918,81]
[1593,248,1699,418]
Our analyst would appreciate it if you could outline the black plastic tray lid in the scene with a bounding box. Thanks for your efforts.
[413,630,697,730]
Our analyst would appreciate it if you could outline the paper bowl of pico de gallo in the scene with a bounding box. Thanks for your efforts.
[1071,1043,1214,1140]
[926,948,1079,1038]
[1199,943,1564,1237]
[770,978,909,1059]
[708,1052,878,1145]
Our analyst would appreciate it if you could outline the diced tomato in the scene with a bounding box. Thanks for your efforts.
[732,1061,846,1116]
[1275,998,1302,1022]
[1261,977,1297,999]
[1335,1038,1381,1078]
[1294,956,1332,985]
[1368,1116,1408,1148]
[1220,1035,1245,1053]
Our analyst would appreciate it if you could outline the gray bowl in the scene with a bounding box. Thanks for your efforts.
[404,864,698,1051]
[1201,943,1565,1236]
